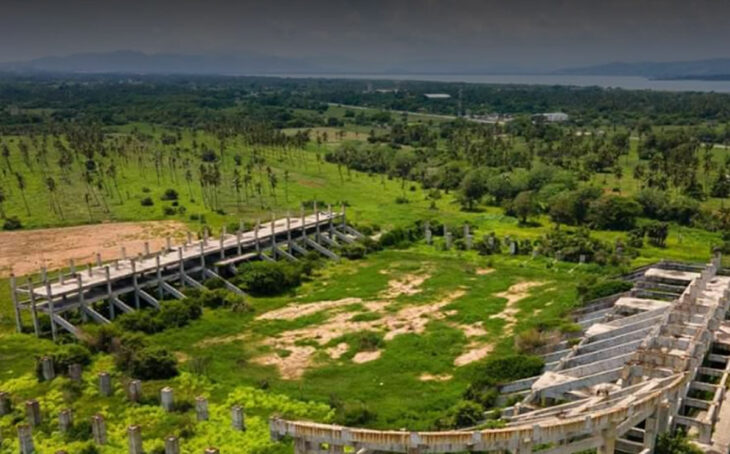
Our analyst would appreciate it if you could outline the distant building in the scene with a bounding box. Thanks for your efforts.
[423,93,451,99]
[536,112,569,122]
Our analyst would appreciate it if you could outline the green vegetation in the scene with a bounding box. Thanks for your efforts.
[0,74,726,451]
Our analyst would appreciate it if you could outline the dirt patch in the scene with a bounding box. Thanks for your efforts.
[419,373,453,382]
[454,343,494,367]
[255,289,465,379]
[380,272,431,298]
[174,351,190,363]
[327,342,349,359]
[352,350,381,363]
[257,297,362,321]
[457,322,488,338]
[476,268,495,275]
[0,221,187,277]
[489,281,545,335]
[251,346,317,380]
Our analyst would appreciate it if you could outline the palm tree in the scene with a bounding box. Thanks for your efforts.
[15,172,30,216]
[45,176,64,219]
[232,168,242,211]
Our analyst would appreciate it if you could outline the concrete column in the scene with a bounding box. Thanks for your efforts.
[58,408,73,433]
[41,356,55,381]
[128,425,143,454]
[220,226,226,259]
[25,400,41,427]
[68,363,82,381]
[187,231,193,246]
[315,202,321,242]
[517,437,532,454]
[199,241,206,271]
[96,252,102,267]
[271,213,277,259]
[178,248,186,288]
[232,405,245,431]
[131,259,140,309]
[597,423,617,454]
[196,396,209,421]
[656,400,670,434]
[17,424,34,454]
[128,379,142,402]
[77,274,88,323]
[92,414,107,445]
[144,241,150,256]
[444,230,452,250]
[87,263,93,277]
[255,220,261,253]
[166,236,172,251]
[165,435,180,454]
[0,391,11,415]
[105,266,115,320]
[156,254,163,299]
[425,222,432,245]
[237,229,243,255]
[161,387,174,412]
[11,274,23,333]
[27,277,40,337]
[44,275,58,341]
[98,372,112,396]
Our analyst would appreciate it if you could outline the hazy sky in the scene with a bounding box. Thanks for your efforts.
[2,0,729,70]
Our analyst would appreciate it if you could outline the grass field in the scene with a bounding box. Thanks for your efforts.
[0,120,726,452]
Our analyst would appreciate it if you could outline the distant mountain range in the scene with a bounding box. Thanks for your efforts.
[0,50,351,75]
[3,51,730,80]
[556,58,730,79]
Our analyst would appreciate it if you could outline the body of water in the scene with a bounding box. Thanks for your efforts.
[266,73,730,93]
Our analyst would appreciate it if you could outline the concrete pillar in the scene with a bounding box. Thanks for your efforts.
[598,423,617,454]
[165,435,180,454]
[144,241,150,256]
[425,222,432,245]
[98,372,112,396]
[166,236,172,252]
[25,400,41,427]
[92,414,107,445]
[17,424,34,454]
[196,396,209,421]
[161,386,174,412]
[128,379,142,402]
[41,357,56,381]
[517,437,532,454]
[128,425,143,454]
[27,277,40,337]
[232,405,245,431]
[0,391,11,415]
[68,363,82,381]
[96,252,102,267]
[58,408,73,433]
[444,230,452,250]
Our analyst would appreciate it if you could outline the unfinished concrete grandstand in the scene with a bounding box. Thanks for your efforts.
[270,257,730,454]
[10,205,362,341]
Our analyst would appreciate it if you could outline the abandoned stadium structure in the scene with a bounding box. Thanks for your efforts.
[10,205,362,341]
[270,256,730,454]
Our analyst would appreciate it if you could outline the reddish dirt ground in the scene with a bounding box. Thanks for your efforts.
[0,221,187,277]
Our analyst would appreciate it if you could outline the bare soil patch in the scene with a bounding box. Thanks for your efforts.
[352,350,381,363]
[0,221,187,277]
[252,346,316,380]
[255,289,465,379]
[489,281,545,335]
[380,272,431,298]
[476,268,495,275]
[419,373,453,382]
[454,343,494,367]
[257,297,362,321]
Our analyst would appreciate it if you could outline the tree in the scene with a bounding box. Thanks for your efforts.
[232,168,242,211]
[0,186,5,218]
[15,172,30,216]
[587,196,641,231]
[511,190,539,224]
[646,221,669,248]
[459,169,488,210]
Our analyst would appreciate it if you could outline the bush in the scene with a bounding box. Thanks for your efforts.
[464,355,544,409]
[37,344,92,380]
[129,346,178,380]
[446,401,484,428]
[235,261,311,296]
[341,242,367,259]
[655,432,703,454]
[577,279,633,303]
[2,216,22,230]
[162,206,176,216]
[536,228,619,264]
[140,197,154,206]
[161,188,179,201]
[117,310,164,334]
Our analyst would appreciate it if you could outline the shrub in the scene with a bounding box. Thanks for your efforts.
[37,344,92,380]
[129,346,178,380]
[117,310,164,334]
[577,279,633,303]
[161,188,179,201]
[446,401,484,428]
[235,261,310,296]
[341,242,367,260]
[655,432,703,454]
[395,196,409,204]
[2,216,22,230]
[464,355,544,409]
[162,206,176,216]
[140,197,154,206]
[646,221,669,247]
